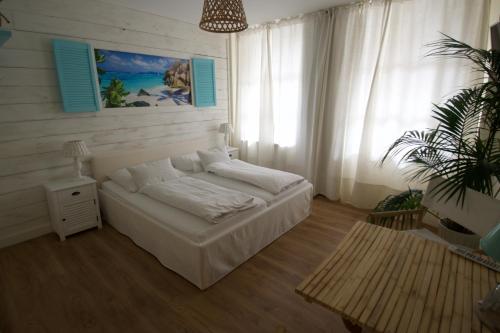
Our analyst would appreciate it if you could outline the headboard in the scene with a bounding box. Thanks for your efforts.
[90,138,212,186]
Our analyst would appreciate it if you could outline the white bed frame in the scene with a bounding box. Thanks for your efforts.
[91,139,313,289]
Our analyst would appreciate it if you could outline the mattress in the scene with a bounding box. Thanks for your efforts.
[189,172,310,205]
[102,180,267,244]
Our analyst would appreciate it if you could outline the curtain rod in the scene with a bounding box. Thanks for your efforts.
[242,0,406,31]
[244,0,378,30]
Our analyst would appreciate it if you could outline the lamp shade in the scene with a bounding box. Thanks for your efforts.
[218,123,233,134]
[62,140,90,157]
[199,0,248,33]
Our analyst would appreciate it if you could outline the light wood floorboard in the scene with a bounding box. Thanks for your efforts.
[0,196,368,333]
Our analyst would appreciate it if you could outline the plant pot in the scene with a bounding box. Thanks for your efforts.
[438,219,481,249]
[423,178,500,237]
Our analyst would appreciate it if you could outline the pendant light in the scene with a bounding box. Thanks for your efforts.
[199,0,248,33]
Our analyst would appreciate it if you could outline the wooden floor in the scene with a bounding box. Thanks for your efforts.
[0,197,367,333]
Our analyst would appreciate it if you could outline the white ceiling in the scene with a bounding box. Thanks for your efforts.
[102,0,352,26]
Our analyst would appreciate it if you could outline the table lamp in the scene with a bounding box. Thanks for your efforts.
[218,123,233,147]
[63,140,90,179]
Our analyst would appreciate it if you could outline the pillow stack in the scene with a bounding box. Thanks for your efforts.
[108,158,180,192]
[107,147,233,192]
[197,147,231,170]
[108,168,138,192]
[127,158,179,190]
[171,153,203,173]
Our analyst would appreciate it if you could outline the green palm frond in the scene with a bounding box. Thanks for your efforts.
[381,34,500,207]
[374,188,423,212]
[426,34,500,82]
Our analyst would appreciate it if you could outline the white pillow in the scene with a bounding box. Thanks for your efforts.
[197,148,231,169]
[192,161,203,173]
[108,168,138,192]
[171,153,203,173]
[127,158,179,190]
[175,169,188,177]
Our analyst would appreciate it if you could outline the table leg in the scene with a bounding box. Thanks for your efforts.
[342,317,362,333]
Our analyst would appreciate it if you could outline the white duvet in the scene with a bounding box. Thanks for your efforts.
[140,177,257,223]
[206,160,304,194]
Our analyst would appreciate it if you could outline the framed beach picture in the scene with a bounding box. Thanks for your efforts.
[94,49,192,108]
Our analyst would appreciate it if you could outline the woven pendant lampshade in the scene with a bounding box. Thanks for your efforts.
[199,0,248,33]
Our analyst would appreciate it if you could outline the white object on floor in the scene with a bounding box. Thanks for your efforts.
[206,159,304,194]
[45,176,102,241]
[140,177,258,223]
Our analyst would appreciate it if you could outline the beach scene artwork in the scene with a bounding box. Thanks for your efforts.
[94,49,191,108]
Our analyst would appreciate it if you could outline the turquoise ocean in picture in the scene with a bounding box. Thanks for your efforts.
[99,72,164,93]
[95,49,191,108]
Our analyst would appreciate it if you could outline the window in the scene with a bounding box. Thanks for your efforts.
[237,21,305,147]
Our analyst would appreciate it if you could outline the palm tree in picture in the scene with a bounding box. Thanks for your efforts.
[102,79,129,108]
[94,49,106,83]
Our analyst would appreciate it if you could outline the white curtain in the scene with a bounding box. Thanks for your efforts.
[234,18,308,168]
[231,0,490,208]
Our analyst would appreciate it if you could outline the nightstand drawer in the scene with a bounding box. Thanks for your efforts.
[228,151,239,160]
[58,184,93,205]
[61,200,98,232]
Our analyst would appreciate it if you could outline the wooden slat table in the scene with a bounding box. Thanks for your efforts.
[296,221,500,333]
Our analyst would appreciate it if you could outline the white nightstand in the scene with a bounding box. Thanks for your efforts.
[44,176,102,241]
[227,146,239,160]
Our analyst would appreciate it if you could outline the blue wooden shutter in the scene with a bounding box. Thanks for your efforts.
[53,39,100,112]
[192,58,216,107]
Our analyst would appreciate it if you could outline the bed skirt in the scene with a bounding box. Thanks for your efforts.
[98,183,312,289]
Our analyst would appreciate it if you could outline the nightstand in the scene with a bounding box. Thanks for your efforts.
[227,146,239,160]
[44,176,102,241]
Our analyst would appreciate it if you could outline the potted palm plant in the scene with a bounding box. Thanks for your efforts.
[381,34,500,247]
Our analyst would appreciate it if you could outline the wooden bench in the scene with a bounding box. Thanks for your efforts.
[296,221,500,333]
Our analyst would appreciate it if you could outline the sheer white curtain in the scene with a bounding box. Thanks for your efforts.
[234,18,308,169]
[232,0,490,208]
[233,14,332,173]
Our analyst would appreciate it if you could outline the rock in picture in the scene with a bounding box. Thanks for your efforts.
[94,49,191,108]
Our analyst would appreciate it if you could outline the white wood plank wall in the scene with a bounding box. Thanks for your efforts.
[0,0,230,247]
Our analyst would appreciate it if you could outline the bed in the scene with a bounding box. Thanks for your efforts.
[91,139,313,289]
